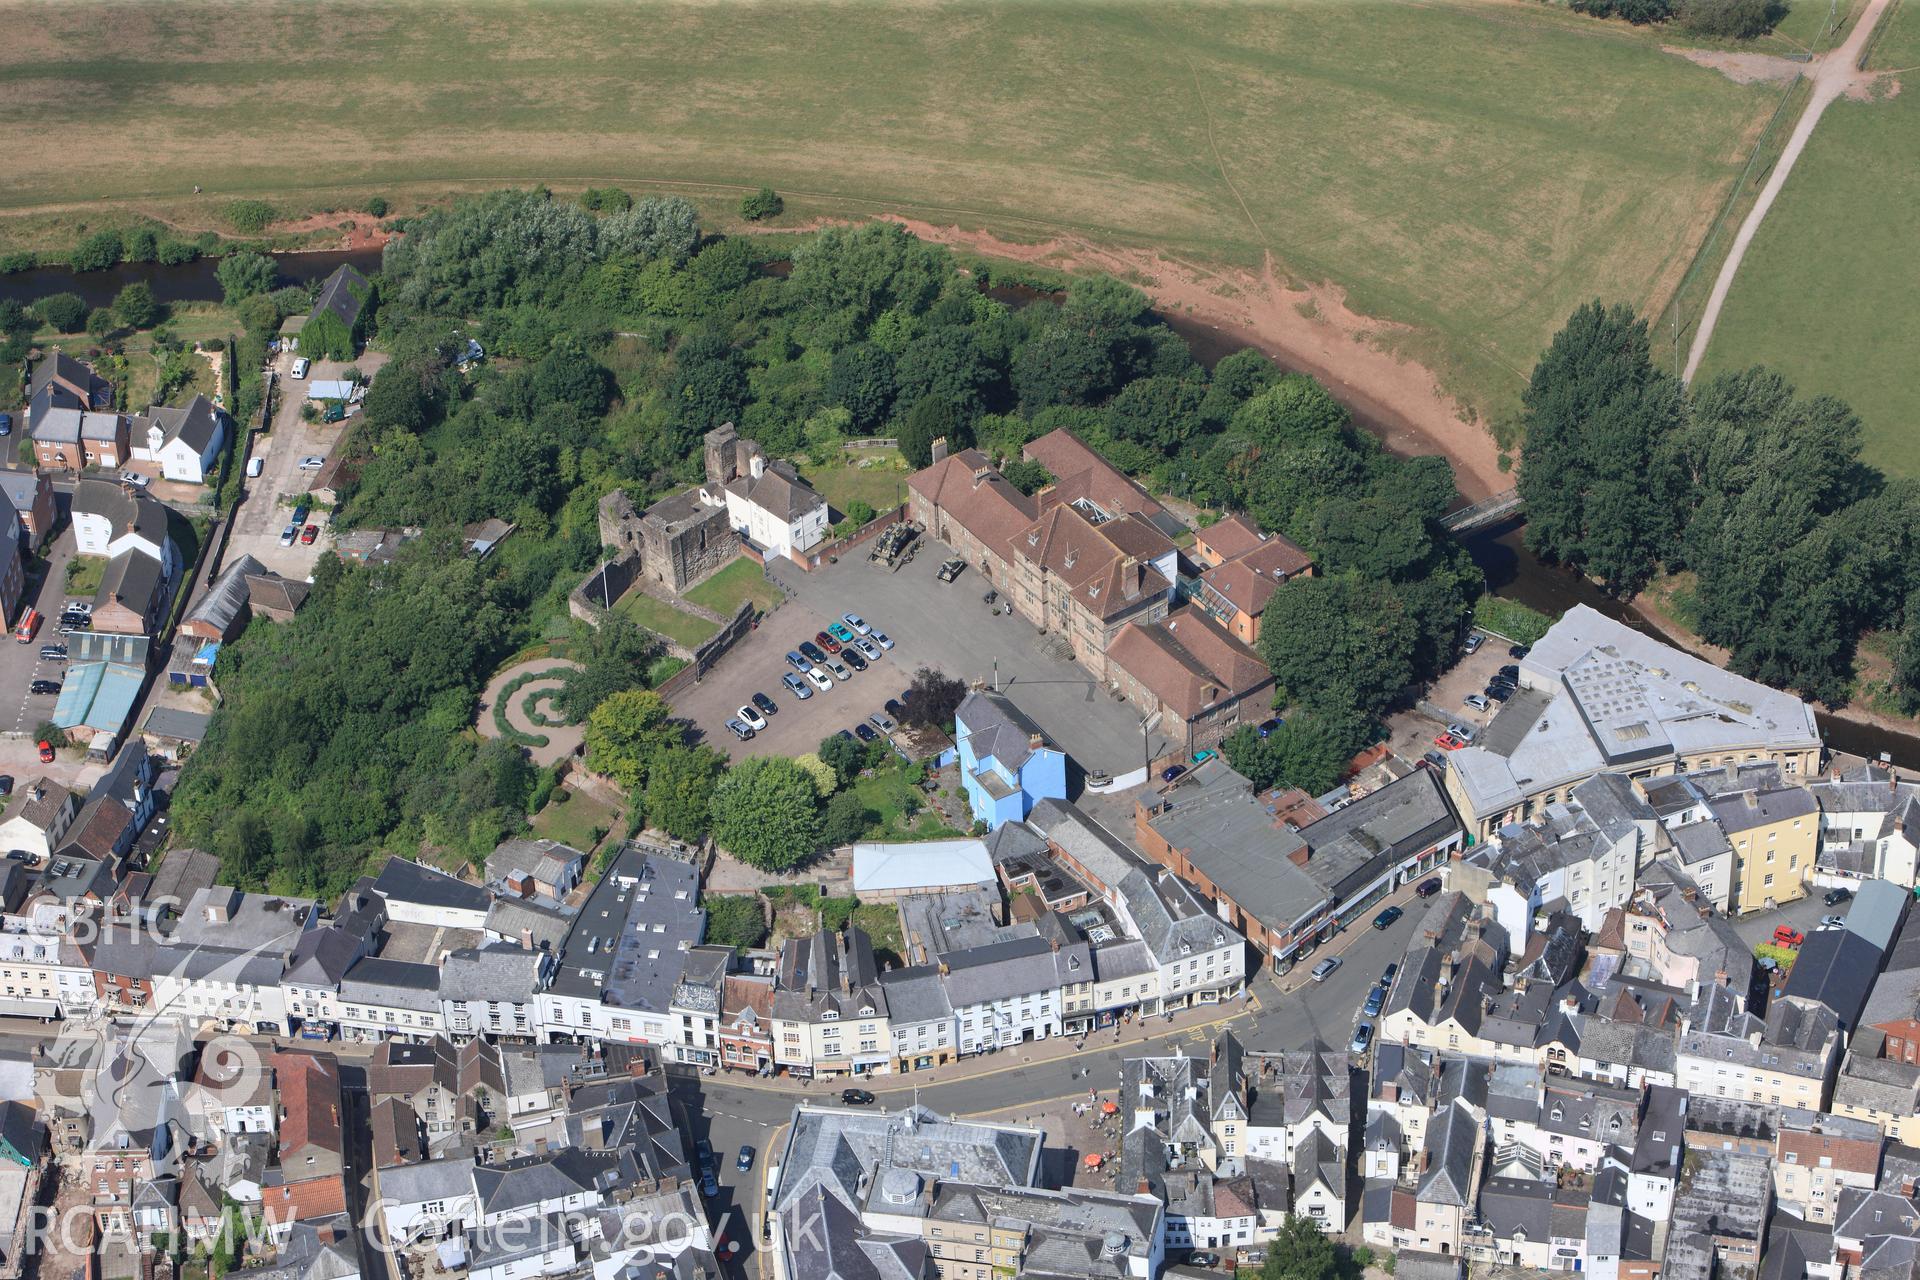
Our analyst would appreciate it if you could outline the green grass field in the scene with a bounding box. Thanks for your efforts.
[0,1,1780,423]
[1697,4,1919,476]
[802,448,910,517]
[684,556,783,617]
[615,589,719,648]
[530,788,620,851]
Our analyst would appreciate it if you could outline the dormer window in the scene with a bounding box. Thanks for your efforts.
[821,1010,838,1021]
[859,1006,874,1017]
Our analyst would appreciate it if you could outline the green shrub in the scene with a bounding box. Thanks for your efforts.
[706,894,769,949]
[155,238,198,266]
[35,292,86,333]
[740,187,784,221]
[70,230,123,271]
[227,200,276,234]
[366,196,390,218]
[0,251,36,274]
[1473,596,1556,647]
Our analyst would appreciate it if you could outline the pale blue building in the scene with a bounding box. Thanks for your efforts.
[955,690,1067,830]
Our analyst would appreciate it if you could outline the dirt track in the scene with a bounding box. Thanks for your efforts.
[879,217,1508,502]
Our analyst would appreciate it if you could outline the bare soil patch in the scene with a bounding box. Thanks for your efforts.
[880,216,1507,501]
[269,211,393,250]
[1666,46,1805,85]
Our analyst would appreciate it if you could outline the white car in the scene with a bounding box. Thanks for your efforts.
[299,456,325,469]
[871,631,894,650]
[279,523,299,547]
[1463,693,1490,712]
[291,357,310,379]
[854,637,881,661]
[246,457,264,478]
[826,657,853,682]
[1446,723,1476,744]
[842,613,871,636]
[805,666,834,693]
[117,471,150,489]
[736,704,768,731]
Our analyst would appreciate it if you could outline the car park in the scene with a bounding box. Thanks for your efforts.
[841,1089,875,1105]
[1373,906,1403,930]
[854,637,881,661]
[751,692,778,717]
[871,631,894,650]
[1825,887,1853,906]
[736,1145,755,1173]
[826,657,853,681]
[1463,633,1484,654]
[725,718,754,741]
[814,631,841,655]
[737,704,768,731]
[828,621,856,645]
[1416,878,1443,897]
[805,666,834,692]
[841,647,868,672]
[799,641,827,665]
[853,723,878,743]
[1311,957,1341,982]
[1350,1023,1374,1055]
[842,613,870,636]
[1363,986,1386,1017]
[1774,925,1805,947]
[1161,764,1187,784]
[782,673,813,699]
[786,651,811,672]
[300,524,320,545]
[937,558,965,583]
[1464,693,1490,711]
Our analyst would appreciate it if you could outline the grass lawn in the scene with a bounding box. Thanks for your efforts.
[685,556,783,617]
[0,1,1778,423]
[530,788,621,852]
[802,448,910,519]
[1697,3,1920,476]
[850,765,969,842]
[64,555,105,596]
[614,588,719,648]
[852,903,904,965]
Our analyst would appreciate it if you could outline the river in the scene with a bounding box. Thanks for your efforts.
[0,246,385,310]
[19,254,1912,766]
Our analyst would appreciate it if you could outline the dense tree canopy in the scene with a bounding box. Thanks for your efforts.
[709,757,823,871]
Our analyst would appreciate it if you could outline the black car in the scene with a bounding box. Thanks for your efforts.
[1186,1253,1220,1270]
[883,698,906,720]
[751,691,778,717]
[736,1145,755,1173]
[841,1088,875,1105]
[841,647,868,672]
[1257,718,1283,737]
[853,722,878,743]
[29,680,60,696]
[1381,961,1398,986]
[835,728,855,742]
[799,640,827,664]
[0,776,12,798]
[1497,664,1520,682]
[1485,683,1516,702]
[1509,644,1531,659]
[1373,905,1404,930]
[696,1139,715,1174]
[1825,886,1854,906]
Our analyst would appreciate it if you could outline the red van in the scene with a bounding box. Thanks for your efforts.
[12,609,39,644]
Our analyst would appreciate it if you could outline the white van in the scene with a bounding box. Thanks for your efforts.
[246,457,264,478]
[291,357,310,379]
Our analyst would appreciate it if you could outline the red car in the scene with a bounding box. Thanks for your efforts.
[814,630,841,655]
[35,741,52,764]
[1773,925,1805,948]
[300,524,319,545]
[1433,732,1467,751]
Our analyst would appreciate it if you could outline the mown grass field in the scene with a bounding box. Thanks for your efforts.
[684,557,783,618]
[0,1,1781,422]
[1698,3,1919,477]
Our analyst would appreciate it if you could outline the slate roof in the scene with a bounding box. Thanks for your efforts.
[72,478,170,550]
[956,689,1051,773]
[371,856,491,916]
[1417,1100,1480,1208]
[308,264,370,330]
[440,944,547,1004]
[184,554,265,637]
[139,394,222,455]
[470,1147,634,1217]
[1782,927,1885,1030]
[875,964,952,1027]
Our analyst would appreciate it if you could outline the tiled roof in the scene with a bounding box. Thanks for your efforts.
[907,449,1037,552]
[1107,608,1270,720]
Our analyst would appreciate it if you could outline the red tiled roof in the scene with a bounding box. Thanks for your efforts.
[1022,429,1167,522]
[1196,514,1265,564]
[260,1175,347,1224]
[907,449,1037,554]
[1006,505,1173,621]
[1108,608,1273,721]
[272,1049,343,1165]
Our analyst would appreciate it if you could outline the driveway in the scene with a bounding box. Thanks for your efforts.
[681,543,1165,773]
[3,524,84,736]
[224,351,382,578]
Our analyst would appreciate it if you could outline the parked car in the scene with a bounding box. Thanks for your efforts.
[841,647,868,672]
[827,621,855,645]
[0,777,13,798]
[1349,1023,1374,1055]
[1373,905,1404,930]
[883,698,906,720]
[118,471,150,489]
[1186,1253,1220,1270]
[1464,693,1490,712]
[1825,886,1853,906]
[1820,914,1847,930]
[695,1140,715,1173]
[814,630,841,654]
[786,650,812,672]
[291,504,311,525]
[28,680,59,696]
[12,610,39,643]
[0,414,11,436]
[725,718,754,742]
[35,741,52,764]
[868,712,897,734]
[1419,750,1448,773]
[982,589,998,609]
[1311,957,1341,982]
[280,523,300,547]
[246,456,264,477]
[751,692,778,717]
[1415,877,1443,898]
[1256,718,1283,737]
[1509,645,1530,659]
[937,558,965,583]
[299,524,319,545]
[854,637,881,661]
[799,641,827,664]
[1433,732,1466,751]
[1160,763,1187,784]
[871,631,895,650]
[1363,985,1386,1017]
[1497,664,1520,682]
[842,613,870,636]
[291,357,311,379]
[737,704,768,731]
[700,1169,719,1198]
[38,646,65,662]
[1773,925,1805,947]
[782,673,814,700]
[1485,683,1515,703]
[1463,633,1484,654]
[736,1145,755,1173]
[805,666,834,693]
[825,657,853,681]
[298,456,325,469]
[1381,962,1398,985]
[853,723,878,743]
[1445,723,1476,744]
[841,1088,875,1105]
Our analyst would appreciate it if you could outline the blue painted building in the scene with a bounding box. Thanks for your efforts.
[955,690,1067,830]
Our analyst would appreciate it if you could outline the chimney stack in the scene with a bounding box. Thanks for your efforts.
[931,437,949,465]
